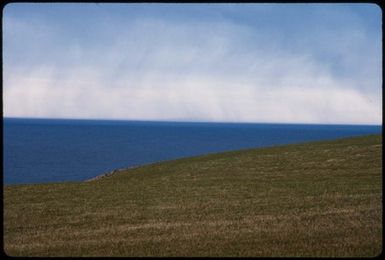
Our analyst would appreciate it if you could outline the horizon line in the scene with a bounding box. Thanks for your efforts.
[3,116,382,127]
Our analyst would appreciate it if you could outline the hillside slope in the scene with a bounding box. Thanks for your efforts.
[4,134,382,256]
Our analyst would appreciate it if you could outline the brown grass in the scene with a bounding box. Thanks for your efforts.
[3,134,382,256]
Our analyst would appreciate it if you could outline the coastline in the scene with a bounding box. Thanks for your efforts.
[84,133,382,183]
[5,119,380,185]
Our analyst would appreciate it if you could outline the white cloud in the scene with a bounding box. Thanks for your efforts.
[3,5,382,124]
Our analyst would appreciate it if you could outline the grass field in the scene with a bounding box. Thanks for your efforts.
[3,134,382,257]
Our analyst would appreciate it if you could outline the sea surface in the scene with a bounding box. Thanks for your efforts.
[3,118,382,184]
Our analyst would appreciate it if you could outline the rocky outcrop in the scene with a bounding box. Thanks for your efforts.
[85,167,132,182]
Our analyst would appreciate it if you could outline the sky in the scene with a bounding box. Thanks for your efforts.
[2,3,382,124]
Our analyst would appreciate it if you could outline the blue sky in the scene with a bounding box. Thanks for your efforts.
[3,3,382,124]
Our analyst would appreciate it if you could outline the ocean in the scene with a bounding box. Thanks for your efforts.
[3,118,381,185]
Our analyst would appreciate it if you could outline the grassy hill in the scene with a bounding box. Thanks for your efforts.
[3,134,382,257]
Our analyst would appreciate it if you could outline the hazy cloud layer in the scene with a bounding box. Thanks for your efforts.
[3,3,382,124]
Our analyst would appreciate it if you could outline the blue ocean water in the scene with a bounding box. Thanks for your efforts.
[3,118,381,185]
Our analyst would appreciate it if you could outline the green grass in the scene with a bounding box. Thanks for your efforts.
[3,134,382,257]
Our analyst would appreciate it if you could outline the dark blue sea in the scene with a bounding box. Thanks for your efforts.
[3,118,381,185]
